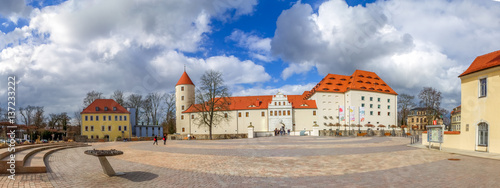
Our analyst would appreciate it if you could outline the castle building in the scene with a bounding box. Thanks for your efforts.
[175,70,398,135]
[81,99,131,141]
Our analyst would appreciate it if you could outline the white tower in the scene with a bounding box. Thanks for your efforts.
[175,71,195,134]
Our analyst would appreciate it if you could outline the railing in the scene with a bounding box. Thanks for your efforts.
[410,135,420,144]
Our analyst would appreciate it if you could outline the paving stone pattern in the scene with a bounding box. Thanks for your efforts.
[1,136,500,187]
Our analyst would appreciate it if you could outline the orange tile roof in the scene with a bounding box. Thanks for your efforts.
[81,99,130,114]
[183,95,317,113]
[176,71,194,86]
[459,50,500,77]
[303,70,397,99]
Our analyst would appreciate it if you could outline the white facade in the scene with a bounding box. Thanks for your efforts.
[267,92,293,131]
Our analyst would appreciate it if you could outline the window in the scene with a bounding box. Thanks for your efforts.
[103,116,106,121]
[109,116,111,121]
[361,103,365,107]
[181,86,184,91]
[101,126,105,131]
[370,111,373,115]
[124,116,127,121]
[124,126,127,131]
[388,112,390,116]
[262,111,265,117]
[181,96,184,101]
[412,118,414,123]
[417,118,419,123]
[90,116,93,121]
[120,116,122,121]
[274,102,277,106]
[479,78,487,97]
[361,96,365,100]
[118,126,122,131]
[246,112,249,117]
[95,107,100,111]
[182,128,185,132]
[182,105,185,110]
[370,104,373,108]
[478,123,488,146]
[113,107,117,111]
[274,111,277,116]
[85,126,88,131]
[378,104,381,109]
[387,99,390,103]
[270,111,273,116]
[279,111,282,116]
[378,111,381,116]
[91,135,94,139]
[115,116,118,121]
[313,111,316,116]
[108,126,111,131]
[85,116,88,121]
[181,115,184,120]
[104,107,108,111]
[91,126,94,131]
[370,97,373,101]
[279,102,281,106]
[388,105,390,109]
[377,98,380,102]
[96,116,99,121]
[287,110,290,116]
[192,115,195,119]
[225,113,228,118]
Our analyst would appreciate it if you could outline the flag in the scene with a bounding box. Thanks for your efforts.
[360,107,365,122]
[339,105,345,122]
[350,106,355,122]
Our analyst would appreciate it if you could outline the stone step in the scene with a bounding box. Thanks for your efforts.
[0,143,90,174]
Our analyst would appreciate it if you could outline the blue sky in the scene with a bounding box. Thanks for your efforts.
[1,0,500,120]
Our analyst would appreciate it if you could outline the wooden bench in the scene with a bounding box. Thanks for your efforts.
[357,133,367,137]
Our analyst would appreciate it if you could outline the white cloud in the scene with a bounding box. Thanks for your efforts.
[271,0,500,111]
[0,0,259,116]
[227,29,273,62]
[232,83,316,96]
[0,0,32,23]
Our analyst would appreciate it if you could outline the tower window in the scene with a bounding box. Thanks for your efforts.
[313,111,316,116]
[182,105,185,110]
[262,111,265,117]
[246,112,249,117]
[238,112,241,117]
[181,115,184,120]
[181,86,184,91]
[181,96,184,101]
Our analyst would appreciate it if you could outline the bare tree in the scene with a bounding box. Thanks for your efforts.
[111,90,125,107]
[397,93,415,128]
[193,70,231,140]
[143,92,163,125]
[48,113,60,129]
[58,112,70,132]
[163,93,176,134]
[127,94,142,125]
[19,105,35,126]
[33,106,45,128]
[83,90,103,107]
[418,87,444,128]
[142,97,152,125]
[73,110,82,126]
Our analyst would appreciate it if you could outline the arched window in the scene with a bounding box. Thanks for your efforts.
[478,123,488,146]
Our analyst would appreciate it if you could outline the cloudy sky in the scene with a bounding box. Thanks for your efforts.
[1,0,500,119]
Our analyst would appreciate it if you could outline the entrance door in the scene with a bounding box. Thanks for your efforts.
[478,123,488,147]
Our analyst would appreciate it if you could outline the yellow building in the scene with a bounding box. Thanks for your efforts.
[424,50,500,153]
[407,107,443,130]
[450,105,461,131]
[81,99,131,141]
[457,50,500,153]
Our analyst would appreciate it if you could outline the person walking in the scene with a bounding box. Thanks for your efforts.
[163,134,167,145]
[288,129,290,136]
[153,135,158,145]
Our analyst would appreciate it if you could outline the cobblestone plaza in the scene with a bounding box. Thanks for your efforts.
[2,137,500,187]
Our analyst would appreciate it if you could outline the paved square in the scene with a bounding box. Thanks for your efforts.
[1,136,499,187]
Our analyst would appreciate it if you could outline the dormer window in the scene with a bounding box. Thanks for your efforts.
[367,76,372,79]
[326,83,332,85]
[334,89,340,91]
[374,83,379,85]
[323,88,329,91]
[357,80,363,83]
[369,88,375,90]
[95,107,99,111]
[381,84,387,86]
[113,107,117,111]
[359,75,364,77]
[104,107,108,111]
[375,77,380,80]
[366,81,371,84]
[329,77,335,80]
[385,90,390,92]
[377,89,382,91]
[336,83,342,86]
[361,87,367,89]
[340,78,346,81]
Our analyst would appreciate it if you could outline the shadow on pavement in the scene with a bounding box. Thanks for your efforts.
[119,171,159,182]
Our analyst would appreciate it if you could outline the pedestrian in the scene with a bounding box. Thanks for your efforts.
[288,129,290,135]
[153,135,158,145]
[163,134,167,145]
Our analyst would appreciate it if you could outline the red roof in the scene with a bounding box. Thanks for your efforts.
[176,71,194,86]
[183,95,317,113]
[302,70,397,99]
[81,99,130,114]
[459,50,500,77]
